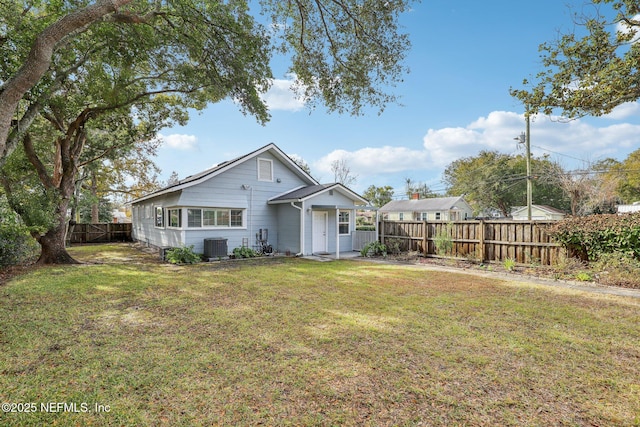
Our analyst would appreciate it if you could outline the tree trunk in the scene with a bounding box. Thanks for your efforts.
[34,221,79,265]
[90,170,99,223]
[32,173,79,265]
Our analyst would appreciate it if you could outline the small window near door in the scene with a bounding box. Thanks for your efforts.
[435,212,441,220]
[339,210,350,235]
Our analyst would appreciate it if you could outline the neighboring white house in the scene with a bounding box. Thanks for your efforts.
[510,205,566,221]
[112,209,130,223]
[617,201,640,214]
[130,144,370,257]
[379,196,473,221]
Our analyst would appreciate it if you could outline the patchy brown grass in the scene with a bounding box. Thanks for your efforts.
[0,244,638,426]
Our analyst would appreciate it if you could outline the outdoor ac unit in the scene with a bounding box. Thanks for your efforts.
[204,238,228,258]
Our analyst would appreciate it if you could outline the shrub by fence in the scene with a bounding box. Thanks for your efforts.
[379,220,566,266]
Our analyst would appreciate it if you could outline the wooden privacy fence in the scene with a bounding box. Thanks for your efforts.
[67,223,132,244]
[380,220,567,266]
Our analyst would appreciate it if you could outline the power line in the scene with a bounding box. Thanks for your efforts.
[530,144,592,163]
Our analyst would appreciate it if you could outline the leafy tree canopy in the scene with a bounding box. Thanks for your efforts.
[511,0,640,117]
[443,150,569,217]
[610,148,640,202]
[404,178,436,199]
[363,185,394,208]
[0,0,414,166]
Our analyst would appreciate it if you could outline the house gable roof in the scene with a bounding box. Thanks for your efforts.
[131,143,319,204]
[511,205,566,216]
[268,183,369,205]
[379,196,469,213]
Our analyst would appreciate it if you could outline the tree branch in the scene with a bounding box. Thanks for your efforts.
[0,0,134,167]
[22,133,55,189]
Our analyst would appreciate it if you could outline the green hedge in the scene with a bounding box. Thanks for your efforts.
[547,213,640,261]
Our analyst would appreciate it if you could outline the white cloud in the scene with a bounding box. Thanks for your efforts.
[159,133,198,150]
[261,77,306,112]
[602,101,640,120]
[311,110,640,188]
[425,111,640,167]
[314,146,431,178]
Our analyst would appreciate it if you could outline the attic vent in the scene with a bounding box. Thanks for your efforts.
[329,190,334,196]
[258,158,273,181]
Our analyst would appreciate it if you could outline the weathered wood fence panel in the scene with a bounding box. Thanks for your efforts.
[352,230,378,251]
[380,220,566,266]
[67,223,132,244]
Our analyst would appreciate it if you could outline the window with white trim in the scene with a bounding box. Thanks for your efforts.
[399,212,404,221]
[186,208,244,228]
[257,158,273,181]
[168,208,182,228]
[155,206,164,227]
[338,210,350,235]
[187,208,202,228]
[230,209,243,226]
[435,212,441,220]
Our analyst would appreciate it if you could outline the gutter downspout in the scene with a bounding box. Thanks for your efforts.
[290,202,304,256]
[242,185,254,249]
[335,208,340,259]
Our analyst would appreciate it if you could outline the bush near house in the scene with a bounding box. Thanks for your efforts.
[165,245,202,264]
[548,213,640,261]
[232,246,259,258]
[360,240,387,257]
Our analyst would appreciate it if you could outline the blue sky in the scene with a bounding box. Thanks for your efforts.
[153,1,640,197]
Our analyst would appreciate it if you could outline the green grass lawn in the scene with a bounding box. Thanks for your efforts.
[1,244,639,426]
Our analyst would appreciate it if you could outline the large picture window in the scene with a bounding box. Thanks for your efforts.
[338,210,350,235]
[186,208,244,228]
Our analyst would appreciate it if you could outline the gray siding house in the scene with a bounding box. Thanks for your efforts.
[131,144,369,257]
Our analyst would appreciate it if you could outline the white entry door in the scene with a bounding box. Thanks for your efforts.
[312,211,328,253]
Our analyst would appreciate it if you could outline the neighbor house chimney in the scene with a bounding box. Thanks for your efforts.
[411,192,420,200]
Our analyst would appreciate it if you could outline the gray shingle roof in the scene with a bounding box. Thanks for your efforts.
[269,183,368,205]
[131,143,318,204]
[379,196,465,212]
[269,185,332,202]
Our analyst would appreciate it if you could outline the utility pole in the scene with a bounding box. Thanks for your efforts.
[515,110,532,220]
